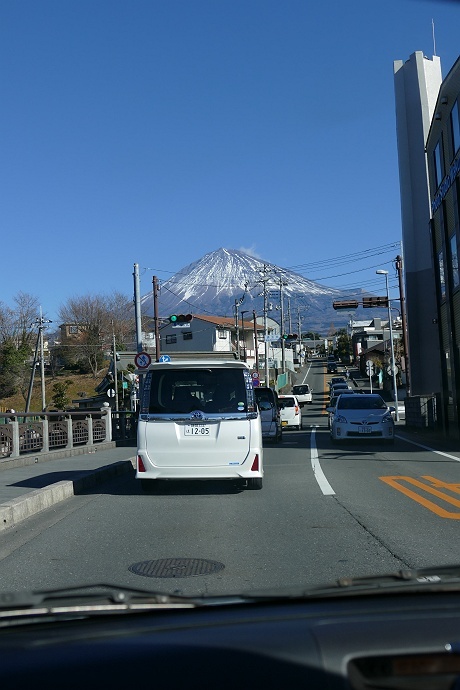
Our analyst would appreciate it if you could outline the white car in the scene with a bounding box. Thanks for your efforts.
[136,360,264,491]
[278,395,302,430]
[330,393,395,444]
[291,384,313,406]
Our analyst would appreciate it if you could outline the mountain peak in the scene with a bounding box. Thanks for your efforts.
[141,248,364,332]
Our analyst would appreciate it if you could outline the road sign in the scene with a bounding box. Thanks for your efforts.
[366,361,375,375]
[135,352,152,368]
[252,379,260,387]
[252,371,260,380]
[159,355,171,363]
[387,364,398,375]
[107,388,115,398]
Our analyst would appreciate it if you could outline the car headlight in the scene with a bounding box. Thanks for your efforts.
[382,413,393,423]
[335,415,347,423]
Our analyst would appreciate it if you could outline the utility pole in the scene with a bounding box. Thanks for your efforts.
[26,309,52,412]
[233,285,247,360]
[133,263,143,410]
[112,324,119,412]
[276,276,287,374]
[153,276,161,361]
[257,265,275,386]
[395,255,410,396]
[253,310,259,374]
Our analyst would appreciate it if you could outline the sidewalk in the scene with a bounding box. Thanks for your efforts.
[0,444,136,533]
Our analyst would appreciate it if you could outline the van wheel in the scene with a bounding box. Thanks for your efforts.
[247,477,263,490]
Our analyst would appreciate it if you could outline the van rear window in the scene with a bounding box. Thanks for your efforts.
[143,368,251,414]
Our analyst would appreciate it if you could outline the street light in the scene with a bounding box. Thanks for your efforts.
[376,270,399,421]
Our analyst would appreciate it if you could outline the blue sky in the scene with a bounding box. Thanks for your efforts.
[2,0,459,323]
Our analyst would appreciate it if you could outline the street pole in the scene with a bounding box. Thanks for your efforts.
[153,276,161,362]
[112,328,119,412]
[133,263,143,410]
[253,310,259,374]
[376,270,400,421]
[277,279,286,374]
[395,254,410,395]
[241,311,249,362]
[234,300,240,359]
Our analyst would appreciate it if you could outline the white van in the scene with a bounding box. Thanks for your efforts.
[136,359,263,491]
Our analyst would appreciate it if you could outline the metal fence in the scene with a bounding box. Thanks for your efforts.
[0,410,137,460]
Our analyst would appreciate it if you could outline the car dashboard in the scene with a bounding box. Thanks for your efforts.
[2,590,460,689]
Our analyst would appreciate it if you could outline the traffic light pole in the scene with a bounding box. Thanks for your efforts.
[153,276,161,362]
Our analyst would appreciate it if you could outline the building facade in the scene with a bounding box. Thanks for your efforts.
[394,51,442,396]
[426,55,460,436]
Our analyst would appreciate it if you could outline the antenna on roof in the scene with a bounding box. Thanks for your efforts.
[432,18,437,57]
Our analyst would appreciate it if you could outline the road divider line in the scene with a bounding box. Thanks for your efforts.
[310,427,335,496]
[395,435,460,462]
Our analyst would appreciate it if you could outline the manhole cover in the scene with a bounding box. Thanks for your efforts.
[128,558,225,579]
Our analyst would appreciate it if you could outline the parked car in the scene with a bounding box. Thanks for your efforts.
[329,393,395,444]
[278,395,302,431]
[291,383,313,406]
[254,387,282,443]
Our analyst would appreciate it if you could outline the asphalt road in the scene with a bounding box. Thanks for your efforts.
[0,359,459,597]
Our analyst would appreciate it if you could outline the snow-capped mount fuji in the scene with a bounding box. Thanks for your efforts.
[141,248,366,333]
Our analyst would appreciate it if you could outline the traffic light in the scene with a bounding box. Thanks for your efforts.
[282,333,298,341]
[169,314,193,324]
[333,300,359,310]
[362,296,388,308]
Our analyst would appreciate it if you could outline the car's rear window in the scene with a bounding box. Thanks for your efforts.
[280,398,295,408]
[292,385,309,394]
[143,368,251,414]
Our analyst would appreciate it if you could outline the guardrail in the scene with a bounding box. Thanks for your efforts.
[0,410,137,460]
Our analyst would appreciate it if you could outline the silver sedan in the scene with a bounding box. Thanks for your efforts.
[330,394,395,444]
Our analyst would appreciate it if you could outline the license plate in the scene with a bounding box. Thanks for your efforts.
[358,426,372,434]
[184,425,210,436]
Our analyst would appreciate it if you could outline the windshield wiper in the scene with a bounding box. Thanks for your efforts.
[239,565,460,601]
[0,583,201,618]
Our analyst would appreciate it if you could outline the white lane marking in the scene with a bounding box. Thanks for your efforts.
[301,363,312,384]
[310,427,335,495]
[395,434,460,462]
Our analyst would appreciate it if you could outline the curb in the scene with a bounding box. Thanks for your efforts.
[0,441,118,472]
[0,458,136,533]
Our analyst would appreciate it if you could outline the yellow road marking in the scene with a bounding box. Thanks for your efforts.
[380,475,460,519]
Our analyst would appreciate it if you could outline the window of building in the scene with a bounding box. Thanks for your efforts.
[166,335,177,344]
[434,137,445,189]
[450,234,459,290]
[68,325,78,334]
[452,100,460,155]
[438,249,446,301]
[183,332,193,341]
[218,329,228,339]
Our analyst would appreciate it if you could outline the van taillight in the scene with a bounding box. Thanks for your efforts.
[295,405,299,414]
[251,454,259,472]
[137,456,146,472]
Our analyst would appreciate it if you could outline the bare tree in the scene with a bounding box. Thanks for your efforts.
[58,293,134,377]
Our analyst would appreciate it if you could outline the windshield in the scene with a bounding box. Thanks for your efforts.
[2,0,460,609]
[337,395,387,410]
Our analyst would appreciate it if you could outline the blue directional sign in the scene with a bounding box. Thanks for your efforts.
[159,355,171,363]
